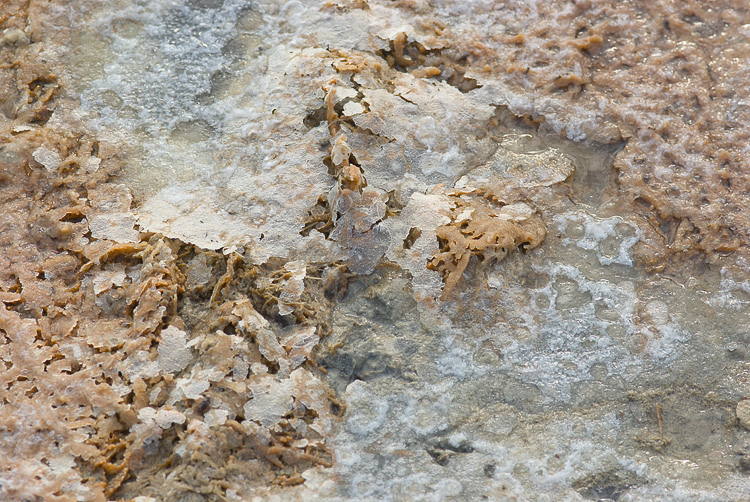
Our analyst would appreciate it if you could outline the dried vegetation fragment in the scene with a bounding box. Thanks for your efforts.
[428,191,546,299]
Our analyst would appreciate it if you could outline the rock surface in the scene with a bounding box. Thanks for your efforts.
[2,0,750,501]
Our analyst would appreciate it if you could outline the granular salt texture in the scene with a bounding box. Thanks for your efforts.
[0,4,338,493]
[244,376,295,428]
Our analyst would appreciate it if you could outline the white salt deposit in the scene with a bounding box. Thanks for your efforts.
[56,0,750,500]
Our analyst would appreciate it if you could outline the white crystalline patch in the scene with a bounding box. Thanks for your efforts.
[244,376,294,427]
[138,406,157,422]
[232,355,249,381]
[88,184,140,243]
[112,383,133,397]
[205,409,229,427]
[555,212,641,266]
[278,302,295,317]
[250,362,268,376]
[176,377,210,400]
[342,101,365,116]
[344,380,389,436]
[125,350,159,380]
[149,387,160,404]
[496,202,535,221]
[329,188,390,275]
[154,408,186,429]
[385,192,452,299]
[85,156,101,173]
[89,6,495,264]
[334,85,359,101]
[88,213,140,243]
[290,367,328,417]
[456,146,575,191]
[157,326,192,374]
[32,145,61,172]
[137,188,256,250]
[455,207,474,222]
[487,272,505,290]
[48,453,76,473]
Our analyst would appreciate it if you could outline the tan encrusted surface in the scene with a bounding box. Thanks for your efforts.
[424,0,750,267]
[0,3,337,501]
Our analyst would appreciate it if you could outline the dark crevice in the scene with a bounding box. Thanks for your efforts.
[300,196,334,238]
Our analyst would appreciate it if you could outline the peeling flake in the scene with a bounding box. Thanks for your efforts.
[32,145,61,172]
[244,376,294,428]
[282,325,319,369]
[157,326,192,374]
[154,408,187,429]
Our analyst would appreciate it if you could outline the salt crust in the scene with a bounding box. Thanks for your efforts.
[82,0,565,297]
[5,0,750,500]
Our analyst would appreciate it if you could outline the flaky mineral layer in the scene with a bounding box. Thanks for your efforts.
[2,0,750,501]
